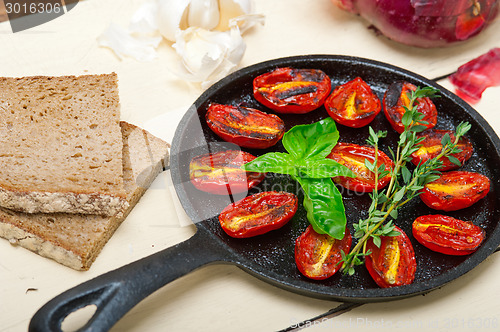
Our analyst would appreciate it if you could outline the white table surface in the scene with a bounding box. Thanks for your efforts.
[1,1,500,331]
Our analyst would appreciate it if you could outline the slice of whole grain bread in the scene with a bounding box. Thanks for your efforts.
[0,1,6,23]
[0,73,127,216]
[0,121,169,270]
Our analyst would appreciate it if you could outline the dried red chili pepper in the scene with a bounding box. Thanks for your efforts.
[325,77,381,128]
[219,191,298,238]
[365,226,416,288]
[411,129,473,170]
[253,67,331,114]
[420,171,490,211]
[189,150,265,195]
[295,225,352,280]
[206,103,285,149]
[412,215,486,256]
[327,143,394,193]
[383,81,437,134]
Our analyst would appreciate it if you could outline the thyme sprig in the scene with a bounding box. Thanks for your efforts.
[341,86,472,276]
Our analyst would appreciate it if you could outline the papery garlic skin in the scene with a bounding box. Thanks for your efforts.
[157,0,191,42]
[129,1,160,35]
[97,23,162,62]
[188,0,221,30]
[216,0,252,31]
[172,22,246,89]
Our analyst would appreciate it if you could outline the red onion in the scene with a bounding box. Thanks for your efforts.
[449,48,500,103]
[332,0,499,48]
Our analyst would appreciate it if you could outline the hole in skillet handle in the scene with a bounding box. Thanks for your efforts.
[29,282,122,332]
[28,230,236,332]
[61,304,97,332]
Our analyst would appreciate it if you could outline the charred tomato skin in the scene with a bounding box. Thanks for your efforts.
[325,77,381,128]
[189,150,266,195]
[383,81,438,134]
[412,215,486,256]
[365,226,417,288]
[411,129,473,170]
[327,142,394,193]
[253,67,331,114]
[420,171,490,211]
[219,191,298,238]
[295,225,352,280]
[206,103,285,149]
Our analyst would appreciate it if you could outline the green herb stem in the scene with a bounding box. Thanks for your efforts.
[341,86,471,275]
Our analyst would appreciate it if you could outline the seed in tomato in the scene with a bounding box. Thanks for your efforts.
[219,191,298,238]
[412,215,485,255]
[383,82,437,134]
[206,103,285,149]
[295,225,352,280]
[325,77,381,128]
[253,67,331,114]
[420,171,490,211]
[411,129,473,170]
[189,150,266,195]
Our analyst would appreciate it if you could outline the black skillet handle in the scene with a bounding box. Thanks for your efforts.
[29,229,230,332]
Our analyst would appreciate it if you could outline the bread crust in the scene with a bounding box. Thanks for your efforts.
[0,188,128,215]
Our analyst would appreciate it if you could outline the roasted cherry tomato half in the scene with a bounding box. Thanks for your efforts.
[295,225,352,280]
[206,103,285,149]
[411,129,473,171]
[365,226,416,288]
[253,67,331,114]
[327,143,394,193]
[325,77,381,128]
[420,171,490,211]
[412,215,486,256]
[189,150,266,195]
[219,191,298,238]
[383,82,437,134]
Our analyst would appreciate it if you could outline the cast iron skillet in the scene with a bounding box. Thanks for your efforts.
[30,55,500,331]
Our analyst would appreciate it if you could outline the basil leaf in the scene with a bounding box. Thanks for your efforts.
[301,159,356,178]
[242,152,297,176]
[282,118,339,160]
[296,176,347,240]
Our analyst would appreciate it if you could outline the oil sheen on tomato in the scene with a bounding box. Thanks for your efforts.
[325,77,381,128]
[295,225,352,280]
[411,129,473,170]
[365,226,416,288]
[420,171,490,211]
[219,191,298,238]
[206,103,285,149]
[383,81,437,134]
[253,67,331,114]
[327,142,394,193]
[412,215,485,255]
[189,150,266,195]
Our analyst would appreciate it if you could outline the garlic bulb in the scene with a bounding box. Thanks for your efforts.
[98,0,264,88]
[160,0,264,88]
[157,0,258,42]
